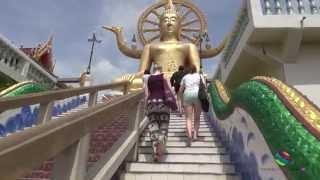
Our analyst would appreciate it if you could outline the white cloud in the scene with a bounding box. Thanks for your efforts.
[90,58,127,85]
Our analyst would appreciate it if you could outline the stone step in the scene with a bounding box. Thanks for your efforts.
[142,132,216,137]
[140,136,217,142]
[139,141,222,148]
[126,162,236,174]
[121,173,241,180]
[137,154,231,163]
[138,147,227,155]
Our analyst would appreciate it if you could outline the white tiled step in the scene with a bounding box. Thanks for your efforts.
[169,122,209,125]
[142,132,216,137]
[121,173,240,180]
[138,147,227,154]
[167,128,211,133]
[138,154,230,163]
[169,119,206,122]
[122,173,241,180]
[126,162,236,174]
[139,141,222,148]
[169,124,211,128]
[170,116,205,118]
[168,127,212,131]
[140,136,217,142]
[144,127,212,133]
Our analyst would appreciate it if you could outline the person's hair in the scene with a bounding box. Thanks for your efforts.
[178,66,184,71]
[188,65,197,74]
[144,69,150,75]
[153,64,163,73]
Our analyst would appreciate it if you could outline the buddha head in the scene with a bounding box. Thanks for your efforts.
[160,0,180,40]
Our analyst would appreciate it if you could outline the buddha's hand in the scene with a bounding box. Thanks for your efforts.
[121,73,136,82]
[102,26,123,34]
[113,73,137,84]
[114,73,143,91]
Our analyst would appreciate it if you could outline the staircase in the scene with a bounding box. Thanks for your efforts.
[17,96,128,180]
[121,113,241,180]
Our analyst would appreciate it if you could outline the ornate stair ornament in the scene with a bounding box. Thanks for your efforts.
[264,0,273,14]
[298,0,305,14]
[275,0,282,14]
[309,0,318,14]
[286,0,294,14]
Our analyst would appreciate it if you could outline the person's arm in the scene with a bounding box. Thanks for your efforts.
[144,79,149,104]
[166,78,175,95]
[179,77,186,102]
[200,74,207,88]
[170,73,176,87]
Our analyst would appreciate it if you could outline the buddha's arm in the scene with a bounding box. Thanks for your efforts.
[135,44,151,78]
[189,44,201,72]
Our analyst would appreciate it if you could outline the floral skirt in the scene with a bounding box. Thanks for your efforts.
[146,102,170,156]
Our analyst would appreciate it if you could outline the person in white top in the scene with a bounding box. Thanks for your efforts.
[179,65,205,145]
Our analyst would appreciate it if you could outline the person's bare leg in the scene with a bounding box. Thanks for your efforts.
[184,105,193,145]
[177,96,183,116]
[193,103,202,140]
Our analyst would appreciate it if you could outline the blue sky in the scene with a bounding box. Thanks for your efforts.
[0,0,241,84]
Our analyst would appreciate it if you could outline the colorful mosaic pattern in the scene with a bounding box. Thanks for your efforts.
[209,77,320,180]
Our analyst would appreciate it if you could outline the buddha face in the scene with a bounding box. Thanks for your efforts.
[160,13,180,39]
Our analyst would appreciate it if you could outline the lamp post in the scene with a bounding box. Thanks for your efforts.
[87,33,101,74]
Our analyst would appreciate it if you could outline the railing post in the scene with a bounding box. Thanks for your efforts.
[126,100,144,162]
[298,0,305,14]
[274,0,282,14]
[123,83,129,95]
[51,91,98,180]
[286,0,294,14]
[37,101,54,124]
[264,0,272,14]
[310,0,318,14]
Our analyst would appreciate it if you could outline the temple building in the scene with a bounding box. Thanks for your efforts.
[0,33,57,92]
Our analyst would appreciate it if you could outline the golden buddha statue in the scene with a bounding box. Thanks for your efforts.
[103,0,227,91]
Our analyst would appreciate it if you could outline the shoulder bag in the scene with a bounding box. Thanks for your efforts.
[198,74,209,112]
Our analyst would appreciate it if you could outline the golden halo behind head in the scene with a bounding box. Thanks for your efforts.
[138,0,208,45]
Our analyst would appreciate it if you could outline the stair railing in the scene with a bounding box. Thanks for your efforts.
[0,81,147,180]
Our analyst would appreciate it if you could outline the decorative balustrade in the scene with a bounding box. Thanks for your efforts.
[0,96,87,137]
[261,0,320,15]
[223,7,249,67]
[0,81,148,180]
[0,34,56,88]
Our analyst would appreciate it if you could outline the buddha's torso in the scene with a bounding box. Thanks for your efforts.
[150,41,191,77]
